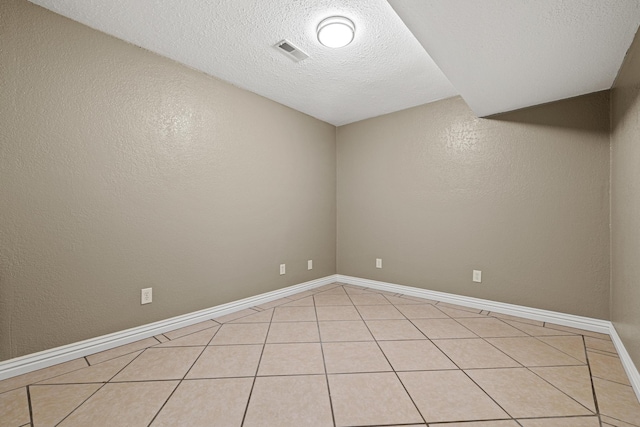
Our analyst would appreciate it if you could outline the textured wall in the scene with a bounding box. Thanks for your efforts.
[337,94,610,319]
[0,0,336,360]
[611,27,640,368]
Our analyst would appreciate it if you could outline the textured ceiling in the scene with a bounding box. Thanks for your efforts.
[27,0,457,126]
[25,0,640,123]
[389,0,640,117]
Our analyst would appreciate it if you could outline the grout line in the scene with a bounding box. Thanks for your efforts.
[26,385,34,427]
[239,303,274,426]
[600,414,640,427]
[345,289,428,426]
[440,337,524,370]
[153,344,215,348]
[526,364,598,414]
[145,383,180,426]
[445,316,481,338]
[464,363,586,370]
[504,327,582,339]
[592,375,635,387]
[587,348,619,357]
[89,378,201,384]
[20,358,94,388]
[314,287,337,427]
[411,322,517,421]
[339,423,430,427]
[514,415,604,420]
[146,327,221,426]
[587,349,621,358]
[156,324,220,345]
[384,298,518,423]
[145,339,209,422]
[31,352,147,387]
[53,382,107,425]
[587,335,616,343]
[85,337,161,366]
[584,334,605,426]
[65,365,615,382]
[214,308,261,324]
[531,335,589,364]
[106,349,147,382]
[53,345,150,425]
[458,368,515,420]
[542,322,609,339]
[179,326,221,378]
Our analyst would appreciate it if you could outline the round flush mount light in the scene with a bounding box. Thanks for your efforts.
[317,16,355,48]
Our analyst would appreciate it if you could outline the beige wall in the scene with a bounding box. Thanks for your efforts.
[337,94,611,319]
[0,0,336,361]
[611,28,640,368]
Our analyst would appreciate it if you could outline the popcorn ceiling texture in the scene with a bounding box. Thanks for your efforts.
[26,0,457,126]
[27,0,640,124]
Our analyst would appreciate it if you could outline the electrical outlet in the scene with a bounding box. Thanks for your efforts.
[141,288,152,304]
[280,264,286,275]
[473,270,482,283]
[307,260,313,270]
[376,258,382,269]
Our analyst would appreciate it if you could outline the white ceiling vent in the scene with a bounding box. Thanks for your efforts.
[274,39,309,62]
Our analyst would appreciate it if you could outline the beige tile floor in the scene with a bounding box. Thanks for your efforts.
[2,283,640,427]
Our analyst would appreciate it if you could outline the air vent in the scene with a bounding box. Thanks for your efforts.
[274,39,309,62]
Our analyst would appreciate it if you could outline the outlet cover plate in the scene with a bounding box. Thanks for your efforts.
[473,270,482,283]
[141,288,152,304]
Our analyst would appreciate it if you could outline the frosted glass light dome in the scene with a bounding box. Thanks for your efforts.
[317,16,355,48]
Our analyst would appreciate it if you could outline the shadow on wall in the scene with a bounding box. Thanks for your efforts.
[486,90,611,136]
[611,82,640,132]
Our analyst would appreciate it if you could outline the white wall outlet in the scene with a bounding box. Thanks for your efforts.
[376,258,382,269]
[473,270,482,283]
[307,260,313,270]
[280,264,286,275]
[141,288,152,304]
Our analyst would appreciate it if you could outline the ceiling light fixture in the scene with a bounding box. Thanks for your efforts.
[317,16,355,48]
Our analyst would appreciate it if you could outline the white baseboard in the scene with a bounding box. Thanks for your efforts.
[609,324,640,402]
[337,274,640,402]
[0,274,338,381]
[337,275,610,333]
[3,273,639,404]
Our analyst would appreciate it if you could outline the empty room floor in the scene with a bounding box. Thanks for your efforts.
[2,283,640,427]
